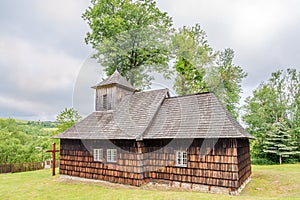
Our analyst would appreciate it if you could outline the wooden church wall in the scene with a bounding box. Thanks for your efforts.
[142,139,248,190]
[60,139,144,186]
[236,139,252,187]
[59,138,251,190]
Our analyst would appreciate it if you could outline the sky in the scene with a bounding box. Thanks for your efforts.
[0,0,299,121]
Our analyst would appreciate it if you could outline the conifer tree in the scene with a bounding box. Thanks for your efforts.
[263,118,299,164]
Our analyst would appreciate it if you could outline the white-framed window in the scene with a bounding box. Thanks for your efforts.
[93,149,103,162]
[107,149,117,162]
[176,151,187,167]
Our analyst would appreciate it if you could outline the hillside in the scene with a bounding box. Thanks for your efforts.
[0,118,58,163]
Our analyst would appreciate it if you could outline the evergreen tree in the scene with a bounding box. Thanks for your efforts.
[263,118,299,164]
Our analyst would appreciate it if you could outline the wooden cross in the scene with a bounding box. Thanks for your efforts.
[46,143,59,176]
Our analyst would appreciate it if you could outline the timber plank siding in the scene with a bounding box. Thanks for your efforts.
[59,138,251,191]
[54,71,253,194]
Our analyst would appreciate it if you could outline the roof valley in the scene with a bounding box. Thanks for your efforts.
[136,90,169,140]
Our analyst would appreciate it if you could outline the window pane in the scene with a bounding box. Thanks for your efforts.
[176,151,187,166]
[183,152,187,165]
[107,149,117,162]
[94,149,103,162]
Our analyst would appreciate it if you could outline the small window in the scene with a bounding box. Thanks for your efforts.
[103,94,108,109]
[107,149,117,163]
[176,151,187,167]
[93,149,103,162]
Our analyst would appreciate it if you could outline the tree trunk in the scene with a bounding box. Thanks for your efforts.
[279,155,282,165]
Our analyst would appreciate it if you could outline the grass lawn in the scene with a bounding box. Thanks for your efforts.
[0,164,299,200]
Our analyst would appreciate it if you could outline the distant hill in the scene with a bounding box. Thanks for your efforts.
[0,118,59,163]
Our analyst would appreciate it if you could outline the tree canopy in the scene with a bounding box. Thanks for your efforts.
[243,68,300,163]
[172,24,215,95]
[55,108,82,134]
[0,119,54,163]
[172,24,247,118]
[83,0,173,89]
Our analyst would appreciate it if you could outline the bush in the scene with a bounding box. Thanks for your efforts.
[251,158,276,165]
[284,158,298,164]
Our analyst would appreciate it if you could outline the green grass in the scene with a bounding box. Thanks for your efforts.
[0,165,299,200]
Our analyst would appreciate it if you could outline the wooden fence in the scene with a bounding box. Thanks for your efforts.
[0,160,59,174]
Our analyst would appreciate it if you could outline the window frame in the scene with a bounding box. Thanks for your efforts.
[93,149,103,162]
[107,149,117,163]
[175,151,188,167]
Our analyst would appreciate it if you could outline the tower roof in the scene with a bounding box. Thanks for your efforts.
[92,70,136,91]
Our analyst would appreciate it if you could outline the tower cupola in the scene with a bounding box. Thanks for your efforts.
[92,70,136,111]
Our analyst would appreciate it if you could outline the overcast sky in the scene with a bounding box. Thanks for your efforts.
[0,0,299,121]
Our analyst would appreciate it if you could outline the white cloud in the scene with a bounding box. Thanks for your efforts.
[0,35,82,93]
[157,0,300,49]
[34,0,90,25]
[0,94,53,118]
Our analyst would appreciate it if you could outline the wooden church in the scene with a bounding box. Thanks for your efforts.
[53,70,253,194]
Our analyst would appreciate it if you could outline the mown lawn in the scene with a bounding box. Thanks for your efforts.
[0,164,299,200]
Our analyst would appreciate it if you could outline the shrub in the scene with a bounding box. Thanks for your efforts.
[251,158,276,165]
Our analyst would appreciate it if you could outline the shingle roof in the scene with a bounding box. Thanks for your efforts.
[143,92,254,139]
[91,70,136,91]
[53,91,253,140]
[53,89,169,139]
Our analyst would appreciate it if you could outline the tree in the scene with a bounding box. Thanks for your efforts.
[172,24,247,118]
[213,49,247,119]
[243,68,300,161]
[263,118,298,164]
[172,24,215,95]
[0,118,54,163]
[55,108,82,133]
[82,0,173,89]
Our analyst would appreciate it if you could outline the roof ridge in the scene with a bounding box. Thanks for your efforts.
[91,70,136,91]
[135,89,169,140]
[167,91,212,99]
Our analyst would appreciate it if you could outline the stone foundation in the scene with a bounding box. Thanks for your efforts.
[60,174,251,195]
[148,177,251,195]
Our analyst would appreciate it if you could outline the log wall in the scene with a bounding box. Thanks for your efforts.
[60,139,144,186]
[59,138,251,191]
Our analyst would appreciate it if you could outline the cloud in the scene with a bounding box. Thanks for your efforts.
[0,94,55,120]
[157,0,300,87]
[0,0,300,121]
[0,34,87,120]
[0,35,81,93]
[34,0,89,25]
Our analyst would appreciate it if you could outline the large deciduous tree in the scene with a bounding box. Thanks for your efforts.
[82,0,173,89]
[214,49,247,119]
[243,68,300,162]
[172,24,215,95]
[172,24,247,118]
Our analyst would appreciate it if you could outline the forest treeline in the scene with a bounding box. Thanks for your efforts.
[0,119,56,163]
[0,108,80,164]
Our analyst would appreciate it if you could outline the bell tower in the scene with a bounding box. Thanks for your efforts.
[92,70,136,111]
